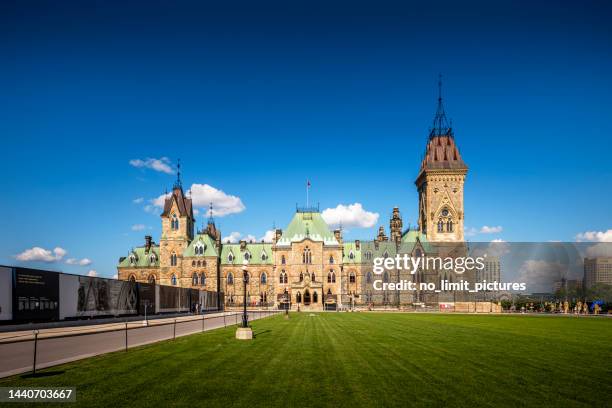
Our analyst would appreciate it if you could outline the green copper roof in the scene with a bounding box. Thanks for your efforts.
[118,245,160,268]
[343,242,362,263]
[220,243,273,265]
[183,233,218,257]
[277,211,339,246]
[401,229,433,253]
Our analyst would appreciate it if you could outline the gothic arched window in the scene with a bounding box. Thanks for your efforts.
[171,274,177,285]
[170,252,177,266]
[244,251,250,261]
[129,275,136,282]
[313,291,318,303]
[228,253,234,263]
[447,220,453,232]
[329,256,334,264]
[148,274,156,284]
[311,272,315,282]
[366,272,372,284]
[349,272,356,283]
[227,272,234,285]
[299,272,304,282]
[327,271,336,283]
[200,273,206,286]
[171,214,179,230]
[281,255,286,264]
[192,273,198,286]
[303,247,312,264]
[437,220,444,233]
[260,272,267,284]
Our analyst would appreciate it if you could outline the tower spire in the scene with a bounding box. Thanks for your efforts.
[207,202,214,225]
[430,74,452,138]
[174,159,182,189]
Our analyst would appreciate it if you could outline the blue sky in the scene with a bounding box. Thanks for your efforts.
[0,0,611,278]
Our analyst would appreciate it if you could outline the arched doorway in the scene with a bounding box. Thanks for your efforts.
[304,289,311,305]
[313,291,318,303]
[296,291,302,303]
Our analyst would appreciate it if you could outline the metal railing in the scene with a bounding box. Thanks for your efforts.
[0,310,281,379]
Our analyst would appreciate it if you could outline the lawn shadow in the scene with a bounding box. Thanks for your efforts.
[253,329,272,338]
[21,370,65,379]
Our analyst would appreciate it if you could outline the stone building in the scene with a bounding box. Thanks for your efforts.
[118,87,470,310]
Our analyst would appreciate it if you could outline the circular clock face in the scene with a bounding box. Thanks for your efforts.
[441,209,449,217]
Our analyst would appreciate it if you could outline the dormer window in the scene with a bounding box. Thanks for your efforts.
[228,253,234,263]
[195,243,205,256]
[129,255,136,265]
[261,251,268,261]
[383,251,389,259]
[349,251,355,260]
[244,251,251,261]
[149,254,156,264]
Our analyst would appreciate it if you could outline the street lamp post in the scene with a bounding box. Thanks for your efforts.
[242,261,249,328]
[235,259,253,340]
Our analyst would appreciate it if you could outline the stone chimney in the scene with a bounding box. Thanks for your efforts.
[274,229,283,244]
[334,229,342,243]
[145,235,152,253]
[240,240,247,250]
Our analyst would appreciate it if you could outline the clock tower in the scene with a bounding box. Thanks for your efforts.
[416,79,468,242]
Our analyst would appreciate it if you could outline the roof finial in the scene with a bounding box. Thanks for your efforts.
[430,74,451,139]
[207,202,214,225]
[174,159,182,189]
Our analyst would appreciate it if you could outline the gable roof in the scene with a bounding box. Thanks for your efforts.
[118,245,160,268]
[276,211,339,246]
[220,242,273,265]
[183,233,218,257]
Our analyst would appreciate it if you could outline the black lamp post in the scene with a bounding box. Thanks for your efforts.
[241,260,249,328]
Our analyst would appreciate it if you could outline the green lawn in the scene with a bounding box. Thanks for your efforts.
[1,313,611,407]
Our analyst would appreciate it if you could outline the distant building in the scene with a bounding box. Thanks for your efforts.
[584,257,612,289]
[477,256,501,282]
[552,278,582,293]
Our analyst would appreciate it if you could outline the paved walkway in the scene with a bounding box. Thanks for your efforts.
[0,310,279,378]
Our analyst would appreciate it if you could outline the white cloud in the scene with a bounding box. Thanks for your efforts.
[16,247,67,262]
[222,232,242,243]
[260,230,275,243]
[129,157,174,175]
[585,243,612,258]
[464,227,478,237]
[87,270,98,277]
[193,208,200,216]
[131,224,146,231]
[113,274,118,279]
[133,197,144,204]
[243,234,257,243]
[480,225,503,234]
[79,258,92,266]
[148,184,245,217]
[189,184,245,217]
[575,229,612,242]
[322,203,379,229]
[491,238,506,243]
